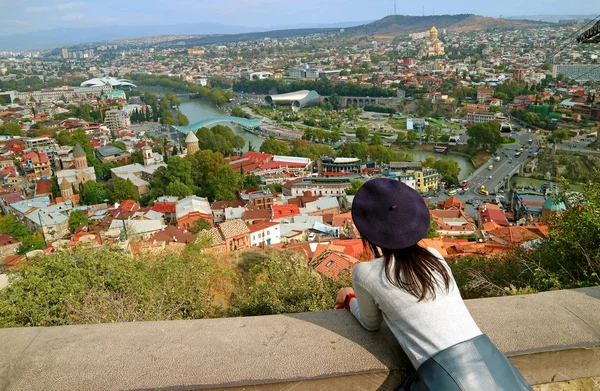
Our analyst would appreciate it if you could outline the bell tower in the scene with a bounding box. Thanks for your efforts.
[142,145,153,166]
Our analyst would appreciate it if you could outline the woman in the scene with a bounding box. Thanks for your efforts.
[336,178,532,391]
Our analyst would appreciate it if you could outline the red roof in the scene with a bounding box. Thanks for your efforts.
[151,202,176,214]
[331,239,372,260]
[0,166,16,177]
[34,179,52,195]
[248,221,280,233]
[242,151,273,164]
[272,204,300,219]
[314,251,360,279]
[119,199,140,212]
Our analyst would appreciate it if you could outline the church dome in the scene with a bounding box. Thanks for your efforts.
[430,26,438,33]
[185,131,199,143]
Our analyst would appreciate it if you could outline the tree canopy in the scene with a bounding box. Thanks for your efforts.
[466,121,504,154]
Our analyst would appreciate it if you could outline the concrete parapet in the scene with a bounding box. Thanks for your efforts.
[1,287,599,390]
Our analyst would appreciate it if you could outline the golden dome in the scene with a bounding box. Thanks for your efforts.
[430,26,438,33]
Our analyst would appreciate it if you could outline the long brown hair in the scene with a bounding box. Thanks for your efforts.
[366,240,450,301]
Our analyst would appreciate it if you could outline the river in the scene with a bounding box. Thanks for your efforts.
[397,150,474,180]
[178,98,264,151]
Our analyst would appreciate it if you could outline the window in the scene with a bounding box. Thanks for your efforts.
[266,230,270,235]
[326,260,334,267]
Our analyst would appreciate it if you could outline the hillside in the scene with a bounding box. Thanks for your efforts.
[347,14,546,36]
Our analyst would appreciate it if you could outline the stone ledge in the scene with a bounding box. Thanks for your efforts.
[1,287,599,391]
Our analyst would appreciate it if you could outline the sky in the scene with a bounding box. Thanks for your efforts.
[0,0,597,36]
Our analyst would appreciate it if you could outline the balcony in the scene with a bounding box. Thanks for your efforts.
[1,287,599,390]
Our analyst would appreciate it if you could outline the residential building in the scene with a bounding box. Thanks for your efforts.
[430,209,477,237]
[413,168,440,193]
[21,151,51,179]
[176,196,214,231]
[311,250,360,280]
[477,89,494,104]
[301,197,340,217]
[437,196,466,211]
[25,201,74,241]
[248,190,273,210]
[248,221,281,247]
[110,161,166,196]
[478,203,509,229]
[197,227,227,253]
[219,219,250,252]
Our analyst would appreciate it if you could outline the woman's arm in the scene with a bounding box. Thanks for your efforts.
[349,281,382,331]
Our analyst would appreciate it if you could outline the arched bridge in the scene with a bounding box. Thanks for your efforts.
[174,116,264,133]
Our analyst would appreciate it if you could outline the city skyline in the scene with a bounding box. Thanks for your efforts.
[0,0,597,37]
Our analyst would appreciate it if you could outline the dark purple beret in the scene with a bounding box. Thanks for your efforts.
[351,178,430,250]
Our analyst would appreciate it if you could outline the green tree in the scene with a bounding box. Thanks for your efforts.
[548,128,569,144]
[50,177,61,198]
[229,250,345,316]
[259,138,290,155]
[0,122,24,136]
[243,174,262,190]
[165,180,193,199]
[466,121,504,154]
[68,210,88,233]
[328,93,341,110]
[177,111,189,126]
[370,134,383,145]
[433,160,461,185]
[212,167,242,201]
[407,130,418,143]
[0,214,33,241]
[338,142,370,161]
[355,127,369,142]
[189,219,211,234]
[424,216,439,238]
[231,107,248,119]
[395,132,406,144]
[107,178,138,202]
[345,180,364,195]
[81,181,109,205]
[111,141,127,151]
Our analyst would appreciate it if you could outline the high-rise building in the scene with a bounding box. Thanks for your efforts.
[104,110,125,132]
[62,48,69,59]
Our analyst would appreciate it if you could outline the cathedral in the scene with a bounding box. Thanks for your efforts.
[418,26,445,58]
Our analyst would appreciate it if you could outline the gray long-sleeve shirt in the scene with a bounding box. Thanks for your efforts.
[349,248,482,369]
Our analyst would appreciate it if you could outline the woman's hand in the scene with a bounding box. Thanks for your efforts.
[335,287,355,309]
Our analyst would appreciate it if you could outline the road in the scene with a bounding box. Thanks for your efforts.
[424,131,540,217]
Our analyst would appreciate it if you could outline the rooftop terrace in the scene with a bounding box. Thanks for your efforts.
[1,287,599,390]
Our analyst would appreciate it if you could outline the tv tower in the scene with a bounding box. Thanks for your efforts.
[394,0,396,15]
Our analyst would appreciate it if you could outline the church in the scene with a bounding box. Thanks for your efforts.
[418,26,445,58]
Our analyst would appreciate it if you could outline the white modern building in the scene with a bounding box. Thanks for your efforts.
[80,77,137,89]
[248,221,281,247]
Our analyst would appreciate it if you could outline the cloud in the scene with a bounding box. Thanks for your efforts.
[26,2,86,13]
[59,13,85,21]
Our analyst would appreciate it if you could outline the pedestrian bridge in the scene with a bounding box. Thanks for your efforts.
[174,116,264,133]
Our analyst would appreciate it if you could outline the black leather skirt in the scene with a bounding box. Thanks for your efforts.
[399,334,533,391]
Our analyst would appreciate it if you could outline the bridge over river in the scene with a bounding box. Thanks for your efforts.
[174,116,264,133]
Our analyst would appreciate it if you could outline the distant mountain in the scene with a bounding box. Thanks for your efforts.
[346,14,547,36]
[506,14,597,23]
[0,20,370,52]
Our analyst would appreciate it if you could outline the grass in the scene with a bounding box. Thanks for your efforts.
[388,119,407,130]
[502,136,518,144]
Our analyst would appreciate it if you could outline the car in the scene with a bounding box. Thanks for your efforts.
[308,233,316,241]
[488,175,493,179]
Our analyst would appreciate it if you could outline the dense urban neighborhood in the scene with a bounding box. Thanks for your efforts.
[0,13,599,328]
